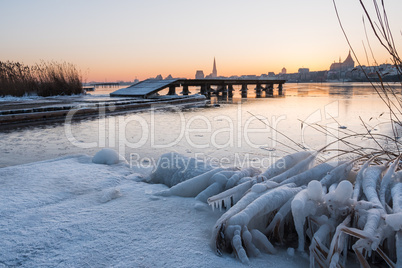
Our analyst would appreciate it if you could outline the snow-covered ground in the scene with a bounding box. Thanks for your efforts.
[0,93,121,103]
[0,154,308,267]
[0,95,44,102]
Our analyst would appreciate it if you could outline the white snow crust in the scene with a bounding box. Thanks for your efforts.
[0,155,308,267]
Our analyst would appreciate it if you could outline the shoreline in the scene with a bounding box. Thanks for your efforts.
[0,94,207,128]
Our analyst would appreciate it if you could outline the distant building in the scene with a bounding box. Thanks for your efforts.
[212,57,217,78]
[298,68,310,73]
[330,51,355,71]
[297,68,311,82]
[195,70,205,79]
[281,67,287,74]
[205,57,218,78]
[240,75,258,79]
[155,74,163,80]
[268,72,275,77]
[165,74,173,80]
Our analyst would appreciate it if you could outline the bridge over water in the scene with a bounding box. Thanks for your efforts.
[110,78,286,98]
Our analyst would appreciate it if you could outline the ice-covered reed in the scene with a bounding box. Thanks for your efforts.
[208,151,401,267]
[149,150,401,267]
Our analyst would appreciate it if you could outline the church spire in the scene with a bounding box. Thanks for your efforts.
[212,57,217,78]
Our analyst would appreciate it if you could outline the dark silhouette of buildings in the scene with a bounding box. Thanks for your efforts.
[330,51,355,71]
[185,51,399,83]
[212,57,217,78]
[205,57,218,78]
[195,70,205,79]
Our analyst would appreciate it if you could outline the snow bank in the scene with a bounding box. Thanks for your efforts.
[0,95,41,102]
[0,155,308,267]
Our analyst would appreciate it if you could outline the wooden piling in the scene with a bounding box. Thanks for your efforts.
[182,85,190,95]
[241,84,248,98]
[228,84,234,98]
[255,83,262,98]
[278,83,283,95]
[168,85,176,95]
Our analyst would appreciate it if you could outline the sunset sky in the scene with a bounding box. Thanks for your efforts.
[1,0,401,82]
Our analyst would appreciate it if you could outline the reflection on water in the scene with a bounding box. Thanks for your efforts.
[0,83,399,168]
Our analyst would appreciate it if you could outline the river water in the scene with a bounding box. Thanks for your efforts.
[0,82,400,168]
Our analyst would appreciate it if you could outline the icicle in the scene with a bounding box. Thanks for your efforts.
[328,183,338,193]
[391,183,402,213]
[225,168,260,190]
[269,152,317,183]
[353,156,375,202]
[362,166,386,209]
[160,168,224,197]
[379,155,401,208]
[250,229,277,254]
[262,151,315,179]
[320,160,354,188]
[280,161,340,187]
[292,189,309,251]
[224,197,232,209]
[396,231,402,268]
[208,181,254,208]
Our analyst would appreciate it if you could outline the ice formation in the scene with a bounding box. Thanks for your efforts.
[151,153,261,204]
[100,188,122,203]
[2,149,400,267]
[4,155,299,267]
[92,148,126,165]
[149,152,213,187]
[146,150,401,267]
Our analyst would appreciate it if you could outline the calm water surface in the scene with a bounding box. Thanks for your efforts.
[0,83,400,168]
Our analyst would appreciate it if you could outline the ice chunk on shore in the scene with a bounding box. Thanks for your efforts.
[92,148,126,165]
[100,188,122,203]
[149,152,212,187]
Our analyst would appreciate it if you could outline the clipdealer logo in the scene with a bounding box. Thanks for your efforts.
[63,100,343,165]
[64,102,286,156]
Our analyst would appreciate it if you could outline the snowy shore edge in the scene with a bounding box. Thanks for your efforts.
[0,154,307,267]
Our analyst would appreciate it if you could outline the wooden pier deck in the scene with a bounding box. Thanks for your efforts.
[110,78,286,98]
[92,82,120,87]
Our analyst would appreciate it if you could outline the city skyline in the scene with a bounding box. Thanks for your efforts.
[1,1,401,82]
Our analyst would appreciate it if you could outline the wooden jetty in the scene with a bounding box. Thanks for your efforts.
[0,95,207,126]
[110,78,286,98]
[92,82,120,87]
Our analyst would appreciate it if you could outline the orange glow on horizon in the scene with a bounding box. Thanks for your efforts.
[2,1,400,83]
[82,50,396,82]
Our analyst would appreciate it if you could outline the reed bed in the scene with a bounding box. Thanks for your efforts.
[0,61,83,97]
